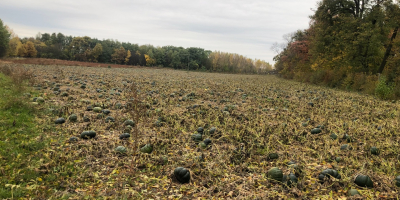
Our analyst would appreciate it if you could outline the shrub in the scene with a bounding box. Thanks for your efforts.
[375,75,394,100]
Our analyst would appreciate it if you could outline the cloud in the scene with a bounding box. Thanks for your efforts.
[0,0,318,63]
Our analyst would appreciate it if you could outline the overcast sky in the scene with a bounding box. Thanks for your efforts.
[0,0,319,64]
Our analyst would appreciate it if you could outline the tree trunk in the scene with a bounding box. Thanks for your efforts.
[378,26,399,73]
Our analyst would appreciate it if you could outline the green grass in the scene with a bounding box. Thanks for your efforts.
[0,73,48,199]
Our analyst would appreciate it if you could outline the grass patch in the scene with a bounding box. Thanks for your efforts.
[0,72,45,198]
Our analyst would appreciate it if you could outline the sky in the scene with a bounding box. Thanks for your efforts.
[0,0,319,64]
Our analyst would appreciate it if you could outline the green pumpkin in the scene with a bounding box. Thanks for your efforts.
[268,167,283,182]
[318,169,341,181]
[394,175,400,187]
[370,147,379,155]
[330,133,338,140]
[36,97,45,103]
[140,144,153,154]
[115,146,127,153]
[340,144,352,150]
[174,167,190,183]
[286,173,298,186]
[354,175,373,188]
[124,120,135,126]
[199,142,207,149]
[348,189,360,196]
[80,130,96,139]
[311,128,322,134]
[55,118,66,124]
[93,107,102,113]
[268,153,279,160]
[191,134,202,143]
[69,114,78,122]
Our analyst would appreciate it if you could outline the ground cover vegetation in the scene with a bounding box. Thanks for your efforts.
[0,19,272,74]
[0,63,399,199]
[273,0,400,99]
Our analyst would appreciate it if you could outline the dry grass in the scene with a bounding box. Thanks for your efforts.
[1,64,400,199]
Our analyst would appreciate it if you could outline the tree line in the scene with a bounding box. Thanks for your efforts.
[273,0,400,98]
[0,20,272,74]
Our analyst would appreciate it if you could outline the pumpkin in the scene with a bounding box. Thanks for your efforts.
[36,97,45,103]
[124,120,135,126]
[86,106,93,111]
[318,169,341,181]
[354,174,373,188]
[191,134,202,143]
[340,144,353,150]
[348,189,360,196]
[197,127,204,133]
[140,144,153,154]
[69,114,78,122]
[286,173,298,186]
[311,128,322,134]
[105,116,115,123]
[102,109,111,115]
[330,133,338,140]
[268,153,279,160]
[203,138,212,146]
[199,142,207,149]
[69,136,78,142]
[115,146,127,153]
[395,175,400,187]
[80,130,96,139]
[119,133,130,140]
[174,167,190,183]
[209,127,217,135]
[370,147,379,155]
[335,157,342,162]
[343,134,352,142]
[55,118,66,124]
[83,116,90,122]
[268,167,283,182]
[61,92,69,97]
[93,107,102,113]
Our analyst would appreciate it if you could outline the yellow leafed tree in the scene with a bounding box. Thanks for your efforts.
[125,50,131,64]
[24,41,37,57]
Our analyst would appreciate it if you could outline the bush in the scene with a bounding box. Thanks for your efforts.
[375,75,394,100]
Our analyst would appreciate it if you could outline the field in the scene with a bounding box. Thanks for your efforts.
[1,63,400,199]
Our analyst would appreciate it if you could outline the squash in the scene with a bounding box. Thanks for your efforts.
[318,169,341,181]
[174,167,190,183]
[268,167,283,182]
[340,144,352,150]
[191,134,202,143]
[69,136,78,142]
[119,133,130,140]
[197,127,204,133]
[140,144,153,154]
[93,107,102,113]
[199,142,207,149]
[102,109,111,115]
[330,133,338,140]
[69,114,78,122]
[209,127,217,135]
[80,130,96,139]
[395,175,400,187]
[55,118,66,124]
[203,138,212,146]
[36,97,45,103]
[115,146,127,153]
[354,174,373,188]
[370,147,379,155]
[268,153,279,160]
[286,173,298,186]
[124,120,135,126]
[348,189,360,196]
[311,128,322,134]
[105,116,115,123]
